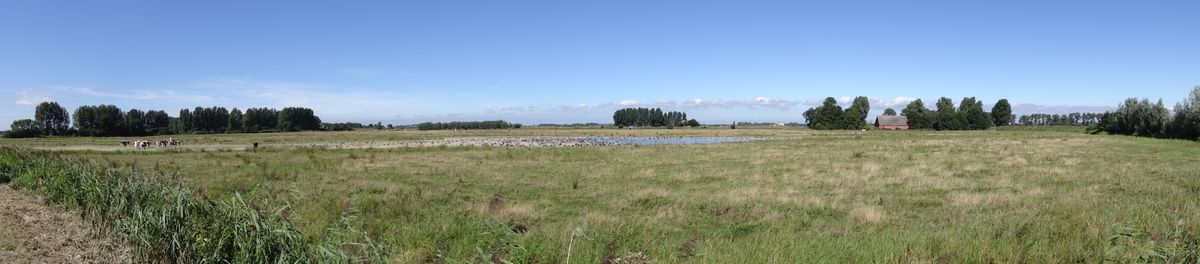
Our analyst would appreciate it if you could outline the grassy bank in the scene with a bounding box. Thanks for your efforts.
[0,148,388,263]
[3,128,1199,262]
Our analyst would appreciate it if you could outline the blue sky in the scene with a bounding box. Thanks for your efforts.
[3,0,1198,125]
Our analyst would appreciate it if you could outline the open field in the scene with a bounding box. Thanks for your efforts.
[2,128,1199,262]
[0,128,797,151]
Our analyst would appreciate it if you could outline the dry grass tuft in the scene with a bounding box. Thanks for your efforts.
[850,205,885,223]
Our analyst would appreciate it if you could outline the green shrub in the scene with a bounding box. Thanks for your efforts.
[0,155,12,183]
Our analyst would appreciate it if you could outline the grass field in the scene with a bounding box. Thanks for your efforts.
[3,127,1199,262]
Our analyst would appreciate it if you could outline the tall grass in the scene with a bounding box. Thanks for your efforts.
[0,148,388,263]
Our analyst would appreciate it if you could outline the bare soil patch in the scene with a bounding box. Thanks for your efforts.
[0,185,130,263]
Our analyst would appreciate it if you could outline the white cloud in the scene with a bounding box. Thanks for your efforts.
[876,96,918,108]
[618,100,640,107]
[15,91,53,105]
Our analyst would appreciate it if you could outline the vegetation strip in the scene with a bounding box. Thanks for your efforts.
[0,148,388,263]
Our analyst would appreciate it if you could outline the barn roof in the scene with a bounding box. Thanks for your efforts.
[875,115,908,126]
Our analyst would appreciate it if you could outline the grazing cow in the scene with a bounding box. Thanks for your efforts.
[252,142,259,150]
[120,141,130,147]
[132,140,149,149]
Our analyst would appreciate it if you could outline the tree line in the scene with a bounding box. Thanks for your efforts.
[416,120,521,130]
[802,96,1012,130]
[1016,113,1102,126]
[803,96,871,129]
[1092,86,1200,140]
[612,108,698,127]
[899,97,1012,130]
[323,122,395,131]
[7,102,323,138]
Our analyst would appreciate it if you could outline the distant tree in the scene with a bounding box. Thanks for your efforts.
[843,96,870,129]
[188,106,230,133]
[6,119,39,138]
[176,109,193,133]
[804,97,841,130]
[934,97,962,130]
[73,105,125,136]
[612,108,691,127]
[1168,86,1200,140]
[686,119,700,127]
[1146,99,1171,137]
[902,99,931,129]
[125,109,146,136]
[1100,98,1170,137]
[991,99,1013,126]
[322,122,363,131]
[277,107,321,131]
[883,108,897,116]
[843,107,866,129]
[243,108,279,132]
[144,110,171,135]
[226,108,243,132]
[959,97,992,130]
[1018,112,1102,126]
[34,102,70,135]
[416,120,517,130]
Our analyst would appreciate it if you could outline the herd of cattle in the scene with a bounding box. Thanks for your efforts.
[120,138,183,149]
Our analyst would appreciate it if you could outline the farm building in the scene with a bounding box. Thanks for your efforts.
[874,116,909,130]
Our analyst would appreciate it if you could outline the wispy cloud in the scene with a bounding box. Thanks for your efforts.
[636,97,800,110]
[732,97,799,110]
[15,91,53,105]
[802,96,917,109]
[484,105,538,113]
[489,97,801,114]
[187,79,440,122]
[55,85,215,104]
[550,103,615,112]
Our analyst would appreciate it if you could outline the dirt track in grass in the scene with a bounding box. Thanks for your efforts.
[0,184,130,264]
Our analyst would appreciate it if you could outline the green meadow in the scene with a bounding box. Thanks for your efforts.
[3,127,1199,262]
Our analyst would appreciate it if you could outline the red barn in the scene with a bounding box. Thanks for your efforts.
[874,116,909,130]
